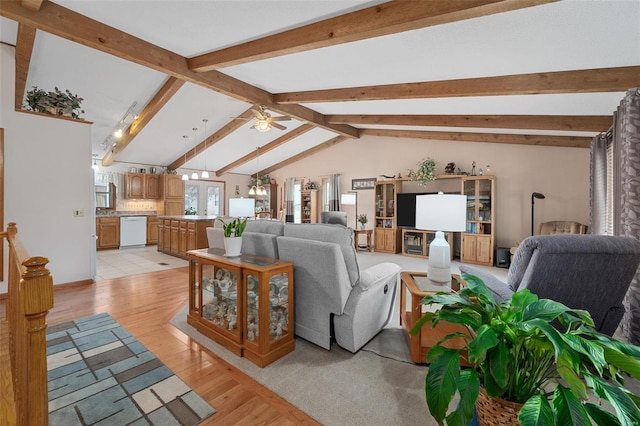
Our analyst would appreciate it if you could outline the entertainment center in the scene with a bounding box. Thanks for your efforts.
[374,175,496,266]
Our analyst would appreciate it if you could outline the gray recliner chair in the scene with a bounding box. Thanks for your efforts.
[277,223,401,352]
[460,234,640,336]
[320,211,348,226]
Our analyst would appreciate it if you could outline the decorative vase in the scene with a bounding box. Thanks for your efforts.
[474,387,523,426]
[360,223,366,230]
[223,236,242,257]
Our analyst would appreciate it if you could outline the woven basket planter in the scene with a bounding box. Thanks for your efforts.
[475,387,523,426]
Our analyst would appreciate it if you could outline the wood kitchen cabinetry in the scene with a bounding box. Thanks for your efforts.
[125,172,159,199]
[158,216,213,259]
[146,216,158,245]
[158,175,185,216]
[374,180,401,253]
[461,176,496,266]
[96,217,120,250]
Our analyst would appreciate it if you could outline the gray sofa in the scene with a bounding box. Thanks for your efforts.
[460,234,640,335]
[277,223,400,352]
[206,219,283,258]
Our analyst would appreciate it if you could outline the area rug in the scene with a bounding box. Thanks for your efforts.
[46,312,216,425]
[170,304,437,426]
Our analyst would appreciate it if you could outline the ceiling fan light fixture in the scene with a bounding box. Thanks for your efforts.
[254,119,270,132]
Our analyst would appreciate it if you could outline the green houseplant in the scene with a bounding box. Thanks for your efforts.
[24,86,85,119]
[217,218,248,257]
[410,158,437,186]
[412,274,640,426]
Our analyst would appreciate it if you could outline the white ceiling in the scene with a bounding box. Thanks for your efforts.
[1,0,639,176]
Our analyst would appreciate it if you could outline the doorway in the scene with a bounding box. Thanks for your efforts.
[185,180,225,216]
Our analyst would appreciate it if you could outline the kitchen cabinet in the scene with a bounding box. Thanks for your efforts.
[158,175,185,216]
[158,216,214,259]
[125,173,160,199]
[146,216,158,245]
[187,248,294,367]
[96,217,120,250]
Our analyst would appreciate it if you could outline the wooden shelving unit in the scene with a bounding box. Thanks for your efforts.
[300,189,318,223]
[401,229,454,259]
[461,176,496,266]
[374,180,401,253]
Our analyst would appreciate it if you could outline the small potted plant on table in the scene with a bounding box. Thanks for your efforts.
[217,218,247,257]
[357,214,368,230]
[412,274,640,425]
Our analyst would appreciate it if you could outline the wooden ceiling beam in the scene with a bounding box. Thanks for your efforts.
[188,0,557,71]
[14,23,36,110]
[275,66,640,104]
[326,114,611,132]
[102,77,185,167]
[167,108,257,171]
[260,135,348,175]
[216,124,315,176]
[20,0,44,12]
[0,0,359,138]
[360,129,591,148]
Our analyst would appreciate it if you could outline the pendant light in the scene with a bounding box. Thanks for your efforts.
[181,135,189,181]
[92,154,99,171]
[190,127,199,180]
[201,119,209,178]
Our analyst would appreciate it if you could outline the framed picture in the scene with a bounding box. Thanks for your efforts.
[352,178,376,190]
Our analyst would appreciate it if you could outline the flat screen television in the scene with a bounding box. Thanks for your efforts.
[397,192,460,228]
[396,192,433,228]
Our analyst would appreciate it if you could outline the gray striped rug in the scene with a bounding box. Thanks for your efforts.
[46,312,215,425]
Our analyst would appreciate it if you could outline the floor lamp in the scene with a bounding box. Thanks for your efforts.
[531,192,545,235]
[415,193,467,285]
[341,192,357,228]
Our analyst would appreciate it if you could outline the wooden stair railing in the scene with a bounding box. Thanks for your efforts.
[3,222,54,426]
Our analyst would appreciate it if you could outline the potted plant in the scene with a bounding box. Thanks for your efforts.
[412,274,640,426]
[24,86,85,119]
[409,158,437,186]
[217,217,247,257]
[357,213,368,230]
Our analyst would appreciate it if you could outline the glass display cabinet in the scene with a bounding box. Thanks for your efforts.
[461,176,496,266]
[374,180,401,253]
[188,248,294,367]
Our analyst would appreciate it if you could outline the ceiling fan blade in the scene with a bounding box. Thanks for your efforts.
[251,108,265,120]
[271,122,287,130]
[271,116,291,121]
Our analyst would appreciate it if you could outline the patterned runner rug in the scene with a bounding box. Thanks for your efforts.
[46,312,216,425]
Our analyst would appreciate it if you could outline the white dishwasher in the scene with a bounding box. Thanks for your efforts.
[120,216,147,248]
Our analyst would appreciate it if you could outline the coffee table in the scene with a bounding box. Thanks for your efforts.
[400,271,469,364]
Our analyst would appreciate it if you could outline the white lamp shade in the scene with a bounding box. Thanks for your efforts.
[229,197,255,217]
[341,193,357,205]
[415,193,467,232]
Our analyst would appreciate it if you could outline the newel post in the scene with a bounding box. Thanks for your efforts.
[21,255,53,425]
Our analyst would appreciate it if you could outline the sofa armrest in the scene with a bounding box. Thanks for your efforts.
[459,265,514,302]
[359,262,401,291]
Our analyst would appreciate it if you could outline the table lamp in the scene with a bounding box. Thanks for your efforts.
[415,192,467,284]
[229,197,255,218]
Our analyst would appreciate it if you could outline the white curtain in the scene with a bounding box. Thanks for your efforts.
[589,133,609,235]
[328,174,341,211]
[284,177,295,222]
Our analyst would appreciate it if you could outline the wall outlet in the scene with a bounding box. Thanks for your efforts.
[73,209,84,217]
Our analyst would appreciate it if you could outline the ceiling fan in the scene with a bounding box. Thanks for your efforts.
[249,105,291,132]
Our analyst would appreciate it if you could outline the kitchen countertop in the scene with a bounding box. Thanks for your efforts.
[96,210,157,217]
[157,215,217,221]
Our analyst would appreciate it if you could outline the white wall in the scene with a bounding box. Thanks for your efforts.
[269,134,591,248]
[1,45,93,291]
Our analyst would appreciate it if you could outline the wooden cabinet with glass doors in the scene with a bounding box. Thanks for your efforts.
[187,248,295,367]
[374,180,401,253]
[461,176,496,266]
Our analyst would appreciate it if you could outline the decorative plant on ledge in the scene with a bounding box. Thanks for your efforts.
[409,158,437,186]
[24,86,85,119]
[412,274,640,426]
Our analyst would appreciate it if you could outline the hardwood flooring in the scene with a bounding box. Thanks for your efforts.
[0,267,319,425]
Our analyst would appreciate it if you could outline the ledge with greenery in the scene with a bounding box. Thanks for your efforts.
[23,86,85,119]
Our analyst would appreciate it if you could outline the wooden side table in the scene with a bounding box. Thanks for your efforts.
[400,271,469,364]
[354,229,373,251]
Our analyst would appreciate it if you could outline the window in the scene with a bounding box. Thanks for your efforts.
[293,181,302,223]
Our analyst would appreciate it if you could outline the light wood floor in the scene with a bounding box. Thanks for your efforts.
[0,267,319,425]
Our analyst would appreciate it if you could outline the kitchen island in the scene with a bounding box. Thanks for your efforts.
[157,215,215,259]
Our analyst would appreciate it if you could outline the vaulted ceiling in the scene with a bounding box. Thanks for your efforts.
[1,0,639,177]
